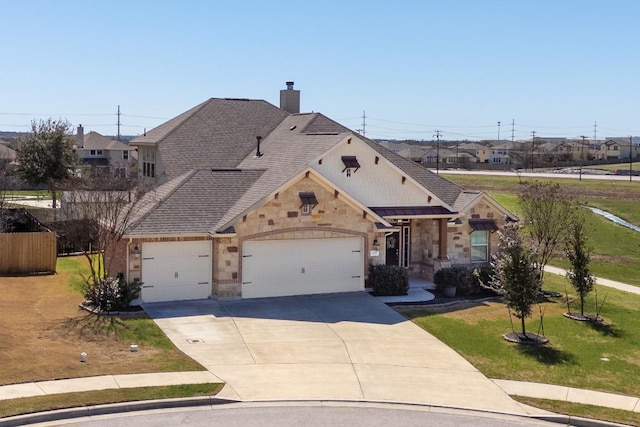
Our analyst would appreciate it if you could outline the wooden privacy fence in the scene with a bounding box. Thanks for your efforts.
[0,232,57,275]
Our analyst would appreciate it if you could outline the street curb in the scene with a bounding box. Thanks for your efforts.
[0,396,238,427]
[0,398,632,427]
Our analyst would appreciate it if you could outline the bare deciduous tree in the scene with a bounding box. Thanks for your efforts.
[518,181,577,282]
[61,170,145,286]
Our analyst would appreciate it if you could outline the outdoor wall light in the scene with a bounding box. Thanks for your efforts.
[133,245,140,257]
[373,238,379,248]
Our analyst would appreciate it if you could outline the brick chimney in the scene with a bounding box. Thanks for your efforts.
[280,81,300,114]
[76,124,84,148]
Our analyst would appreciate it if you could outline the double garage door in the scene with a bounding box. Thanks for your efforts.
[242,237,364,299]
[141,241,211,303]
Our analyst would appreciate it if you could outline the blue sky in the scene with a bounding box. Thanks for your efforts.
[2,1,639,141]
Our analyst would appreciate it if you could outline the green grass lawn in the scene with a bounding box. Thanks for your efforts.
[402,274,640,397]
[489,193,640,286]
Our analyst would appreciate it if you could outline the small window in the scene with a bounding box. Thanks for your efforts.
[470,230,489,262]
[96,150,103,155]
[90,150,96,155]
[346,168,351,177]
[301,204,311,215]
[123,151,129,160]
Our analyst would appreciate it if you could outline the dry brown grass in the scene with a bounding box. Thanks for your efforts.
[0,257,203,386]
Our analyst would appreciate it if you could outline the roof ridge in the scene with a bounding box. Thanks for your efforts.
[153,99,217,145]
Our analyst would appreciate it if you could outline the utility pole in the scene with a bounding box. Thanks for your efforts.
[434,130,442,174]
[360,110,367,137]
[511,119,515,142]
[497,121,501,141]
[630,135,634,182]
[530,130,536,171]
[579,135,587,181]
[117,105,121,141]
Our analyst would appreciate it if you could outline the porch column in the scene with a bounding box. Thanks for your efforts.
[438,218,448,260]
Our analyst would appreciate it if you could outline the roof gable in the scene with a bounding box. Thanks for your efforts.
[360,138,464,206]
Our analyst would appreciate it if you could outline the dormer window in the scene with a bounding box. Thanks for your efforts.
[299,192,318,215]
[341,156,360,176]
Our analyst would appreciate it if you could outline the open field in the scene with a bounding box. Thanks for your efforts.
[0,256,205,386]
[399,274,640,425]
[585,162,640,172]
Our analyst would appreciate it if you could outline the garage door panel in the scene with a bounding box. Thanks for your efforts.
[242,237,364,299]
[141,241,211,303]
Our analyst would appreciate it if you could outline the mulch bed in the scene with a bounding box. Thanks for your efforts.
[503,332,549,345]
[563,312,603,322]
[79,302,147,318]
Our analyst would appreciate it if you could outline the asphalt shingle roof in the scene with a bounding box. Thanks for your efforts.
[127,169,265,235]
[125,99,479,235]
[130,98,288,180]
[82,132,133,151]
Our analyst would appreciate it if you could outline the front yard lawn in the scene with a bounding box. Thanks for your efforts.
[399,273,640,425]
[399,273,640,397]
[0,256,205,386]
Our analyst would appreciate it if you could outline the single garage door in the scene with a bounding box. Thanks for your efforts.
[141,241,212,303]
[242,237,364,299]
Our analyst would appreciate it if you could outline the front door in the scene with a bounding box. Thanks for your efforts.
[385,232,399,266]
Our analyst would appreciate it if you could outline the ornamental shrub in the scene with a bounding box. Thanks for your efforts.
[434,265,496,297]
[83,275,141,311]
[368,265,409,296]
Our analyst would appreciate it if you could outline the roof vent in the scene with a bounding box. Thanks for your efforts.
[255,136,263,157]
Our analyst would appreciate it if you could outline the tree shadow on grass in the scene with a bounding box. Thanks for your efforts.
[516,343,577,366]
[586,320,623,338]
[55,313,128,339]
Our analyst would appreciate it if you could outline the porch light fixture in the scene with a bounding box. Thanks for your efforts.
[373,238,379,248]
[133,245,140,257]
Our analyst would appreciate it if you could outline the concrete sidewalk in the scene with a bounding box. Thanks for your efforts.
[544,265,640,295]
[1,371,639,414]
[0,371,221,401]
[494,379,640,413]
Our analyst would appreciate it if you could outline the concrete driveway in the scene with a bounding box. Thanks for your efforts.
[144,292,541,415]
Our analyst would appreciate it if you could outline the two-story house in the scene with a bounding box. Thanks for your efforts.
[108,83,516,303]
[75,126,137,178]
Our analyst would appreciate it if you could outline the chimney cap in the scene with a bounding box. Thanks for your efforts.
[286,81,294,90]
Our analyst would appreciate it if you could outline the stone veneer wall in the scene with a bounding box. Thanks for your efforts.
[447,197,507,265]
[216,175,381,298]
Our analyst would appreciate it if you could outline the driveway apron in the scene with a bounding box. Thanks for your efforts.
[144,293,539,415]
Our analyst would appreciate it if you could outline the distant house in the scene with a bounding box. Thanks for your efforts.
[596,139,638,161]
[75,126,137,178]
[0,143,17,172]
[489,141,517,164]
[108,83,517,303]
[459,142,490,163]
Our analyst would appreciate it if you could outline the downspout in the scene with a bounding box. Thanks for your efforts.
[126,238,132,284]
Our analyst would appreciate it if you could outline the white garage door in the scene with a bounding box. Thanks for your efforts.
[141,241,212,303]
[242,237,364,299]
